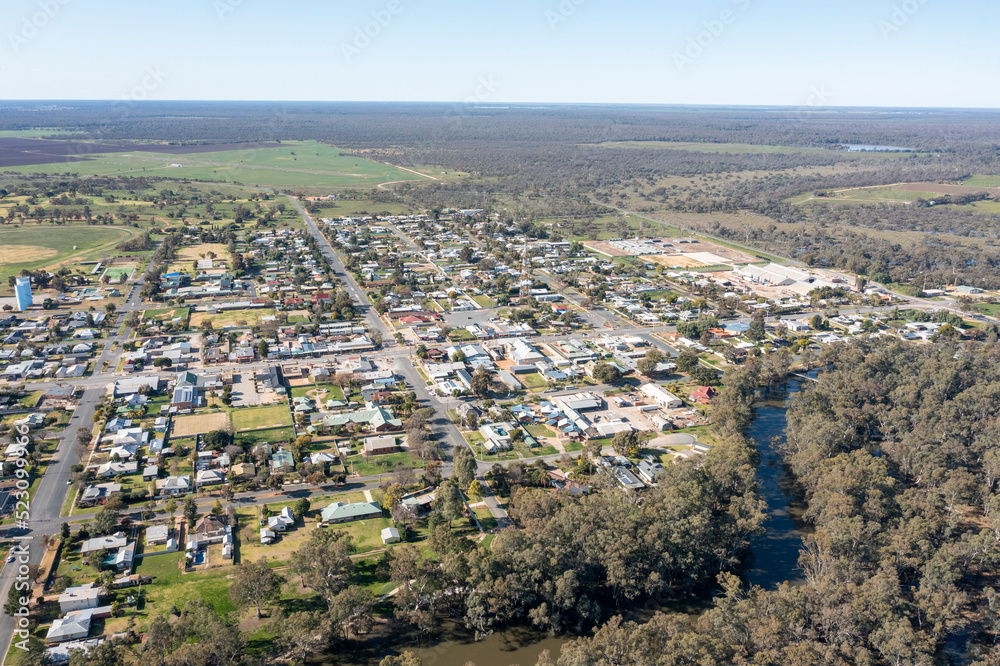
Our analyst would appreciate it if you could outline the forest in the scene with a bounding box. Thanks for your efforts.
[549,338,1000,665]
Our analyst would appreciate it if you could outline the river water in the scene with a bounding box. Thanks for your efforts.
[335,381,808,666]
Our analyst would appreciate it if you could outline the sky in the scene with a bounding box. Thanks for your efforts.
[1,0,997,108]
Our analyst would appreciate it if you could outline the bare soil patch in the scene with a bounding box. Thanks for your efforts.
[172,411,230,437]
[0,245,58,265]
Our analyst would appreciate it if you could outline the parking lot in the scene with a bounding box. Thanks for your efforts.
[229,371,259,406]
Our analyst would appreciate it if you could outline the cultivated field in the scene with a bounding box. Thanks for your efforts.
[171,411,230,437]
[0,140,429,189]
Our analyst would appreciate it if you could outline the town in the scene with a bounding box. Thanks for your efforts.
[1,183,994,663]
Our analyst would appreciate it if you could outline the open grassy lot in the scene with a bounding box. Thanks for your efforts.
[471,294,496,308]
[235,426,295,445]
[519,373,548,390]
[189,308,275,328]
[172,411,230,437]
[344,451,425,477]
[142,306,190,325]
[0,225,138,292]
[232,404,292,431]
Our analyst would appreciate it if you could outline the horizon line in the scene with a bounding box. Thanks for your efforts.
[1,99,999,113]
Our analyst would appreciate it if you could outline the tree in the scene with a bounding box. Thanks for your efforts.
[471,369,493,397]
[592,363,623,384]
[676,349,700,373]
[454,446,478,487]
[93,507,119,535]
[257,339,269,358]
[293,497,311,519]
[612,430,641,458]
[746,312,766,342]
[431,478,465,527]
[467,480,482,499]
[230,557,282,618]
[636,349,665,376]
[211,499,223,516]
[291,529,355,611]
[379,652,423,666]
[183,497,197,527]
[152,357,172,368]
[279,611,331,664]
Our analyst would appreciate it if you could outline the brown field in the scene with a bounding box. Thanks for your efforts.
[175,243,229,262]
[0,245,58,265]
[171,411,230,437]
[648,254,709,269]
[583,241,630,257]
[898,182,998,195]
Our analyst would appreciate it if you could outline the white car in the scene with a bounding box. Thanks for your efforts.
[6,555,14,563]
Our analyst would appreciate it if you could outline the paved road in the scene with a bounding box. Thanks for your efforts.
[284,195,507,525]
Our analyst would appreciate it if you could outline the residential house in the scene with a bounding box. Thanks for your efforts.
[319,501,382,524]
[267,507,295,532]
[363,435,398,456]
[58,583,103,614]
[46,609,96,643]
[155,475,192,496]
[270,449,295,473]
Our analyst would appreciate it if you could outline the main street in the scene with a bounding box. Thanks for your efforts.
[285,195,509,526]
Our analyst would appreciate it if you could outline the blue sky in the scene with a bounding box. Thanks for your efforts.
[1,0,997,107]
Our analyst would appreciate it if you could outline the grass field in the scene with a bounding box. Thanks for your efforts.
[232,404,292,431]
[189,308,275,328]
[142,306,190,324]
[472,294,496,308]
[235,426,295,444]
[519,373,548,390]
[0,225,138,291]
[344,451,424,477]
[1,141,428,189]
[172,411,230,437]
[101,266,134,281]
[964,175,1000,187]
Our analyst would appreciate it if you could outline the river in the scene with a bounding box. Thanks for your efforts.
[333,380,809,666]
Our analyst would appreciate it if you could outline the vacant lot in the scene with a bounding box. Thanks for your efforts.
[142,307,190,324]
[189,308,274,328]
[172,411,230,437]
[232,404,292,431]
